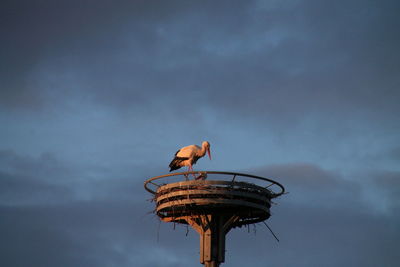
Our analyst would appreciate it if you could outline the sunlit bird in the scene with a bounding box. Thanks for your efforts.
[169,141,211,174]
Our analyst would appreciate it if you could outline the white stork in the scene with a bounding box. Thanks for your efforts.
[169,141,211,174]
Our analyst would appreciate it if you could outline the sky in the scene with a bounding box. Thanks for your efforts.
[1,0,399,266]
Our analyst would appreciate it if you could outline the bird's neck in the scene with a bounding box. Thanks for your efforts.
[199,144,207,157]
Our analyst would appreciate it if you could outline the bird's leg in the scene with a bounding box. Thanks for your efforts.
[188,164,197,179]
[186,166,191,179]
[195,172,207,180]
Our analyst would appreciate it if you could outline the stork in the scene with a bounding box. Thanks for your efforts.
[169,141,211,179]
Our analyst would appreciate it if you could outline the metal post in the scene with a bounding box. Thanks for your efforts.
[144,172,285,267]
[204,261,219,267]
[200,215,225,267]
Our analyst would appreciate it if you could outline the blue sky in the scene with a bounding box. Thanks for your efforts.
[1,0,400,266]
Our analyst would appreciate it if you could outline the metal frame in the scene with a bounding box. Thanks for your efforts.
[144,171,285,267]
[144,170,285,197]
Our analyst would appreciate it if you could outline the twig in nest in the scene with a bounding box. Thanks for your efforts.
[262,221,279,242]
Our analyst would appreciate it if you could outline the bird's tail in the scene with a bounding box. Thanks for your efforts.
[169,158,182,172]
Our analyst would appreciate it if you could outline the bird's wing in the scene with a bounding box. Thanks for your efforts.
[192,155,201,164]
[172,149,189,161]
[176,145,197,158]
[169,154,189,171]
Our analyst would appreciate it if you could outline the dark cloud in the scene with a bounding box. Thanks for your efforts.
[0,150,70,179]
[1,1,399,266]
[254,163,400,214]
[387,147,400,160]
[0,202,165,267]
[0,150,74,205]
[0,148,196,266]
[227,201,400,267]
[2,152,399,266]
[0,149,186,266]
[367,169,400,212]
[2,0,399,128]
[0,149,149,206]
[224,163,400,266]
[0,0,249,110]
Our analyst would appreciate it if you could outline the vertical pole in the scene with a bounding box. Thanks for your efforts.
[186,214,239,266]
[204,261,219,267]
[199,215,226,267]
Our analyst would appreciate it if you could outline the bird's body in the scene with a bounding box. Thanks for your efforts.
[169,141,211,173]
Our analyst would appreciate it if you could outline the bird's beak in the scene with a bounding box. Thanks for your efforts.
[207,148,212,160]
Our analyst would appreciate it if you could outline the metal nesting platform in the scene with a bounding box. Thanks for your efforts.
[144,171,285,267]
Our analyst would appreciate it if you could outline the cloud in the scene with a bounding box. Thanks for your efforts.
[1,147,399,266]
[254,163,400,214]
[365,169,400,213]
[2,0,399,129]
[0,149,190,266]
[0,149,150,206]
[0,201,174,267]
[1,1,399,266]
[222,162,400,266]
[0,150,75,205]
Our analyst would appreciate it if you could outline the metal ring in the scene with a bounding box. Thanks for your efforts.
[144,171,285,197]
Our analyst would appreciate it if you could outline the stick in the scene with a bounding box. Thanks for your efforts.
[262,221,279,242]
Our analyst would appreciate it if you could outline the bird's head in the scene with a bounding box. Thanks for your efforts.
[202,141,211,160]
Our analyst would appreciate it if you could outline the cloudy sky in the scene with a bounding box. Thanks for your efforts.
[1,0,399,266]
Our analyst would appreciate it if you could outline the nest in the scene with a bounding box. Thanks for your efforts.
[145,171,285,228]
